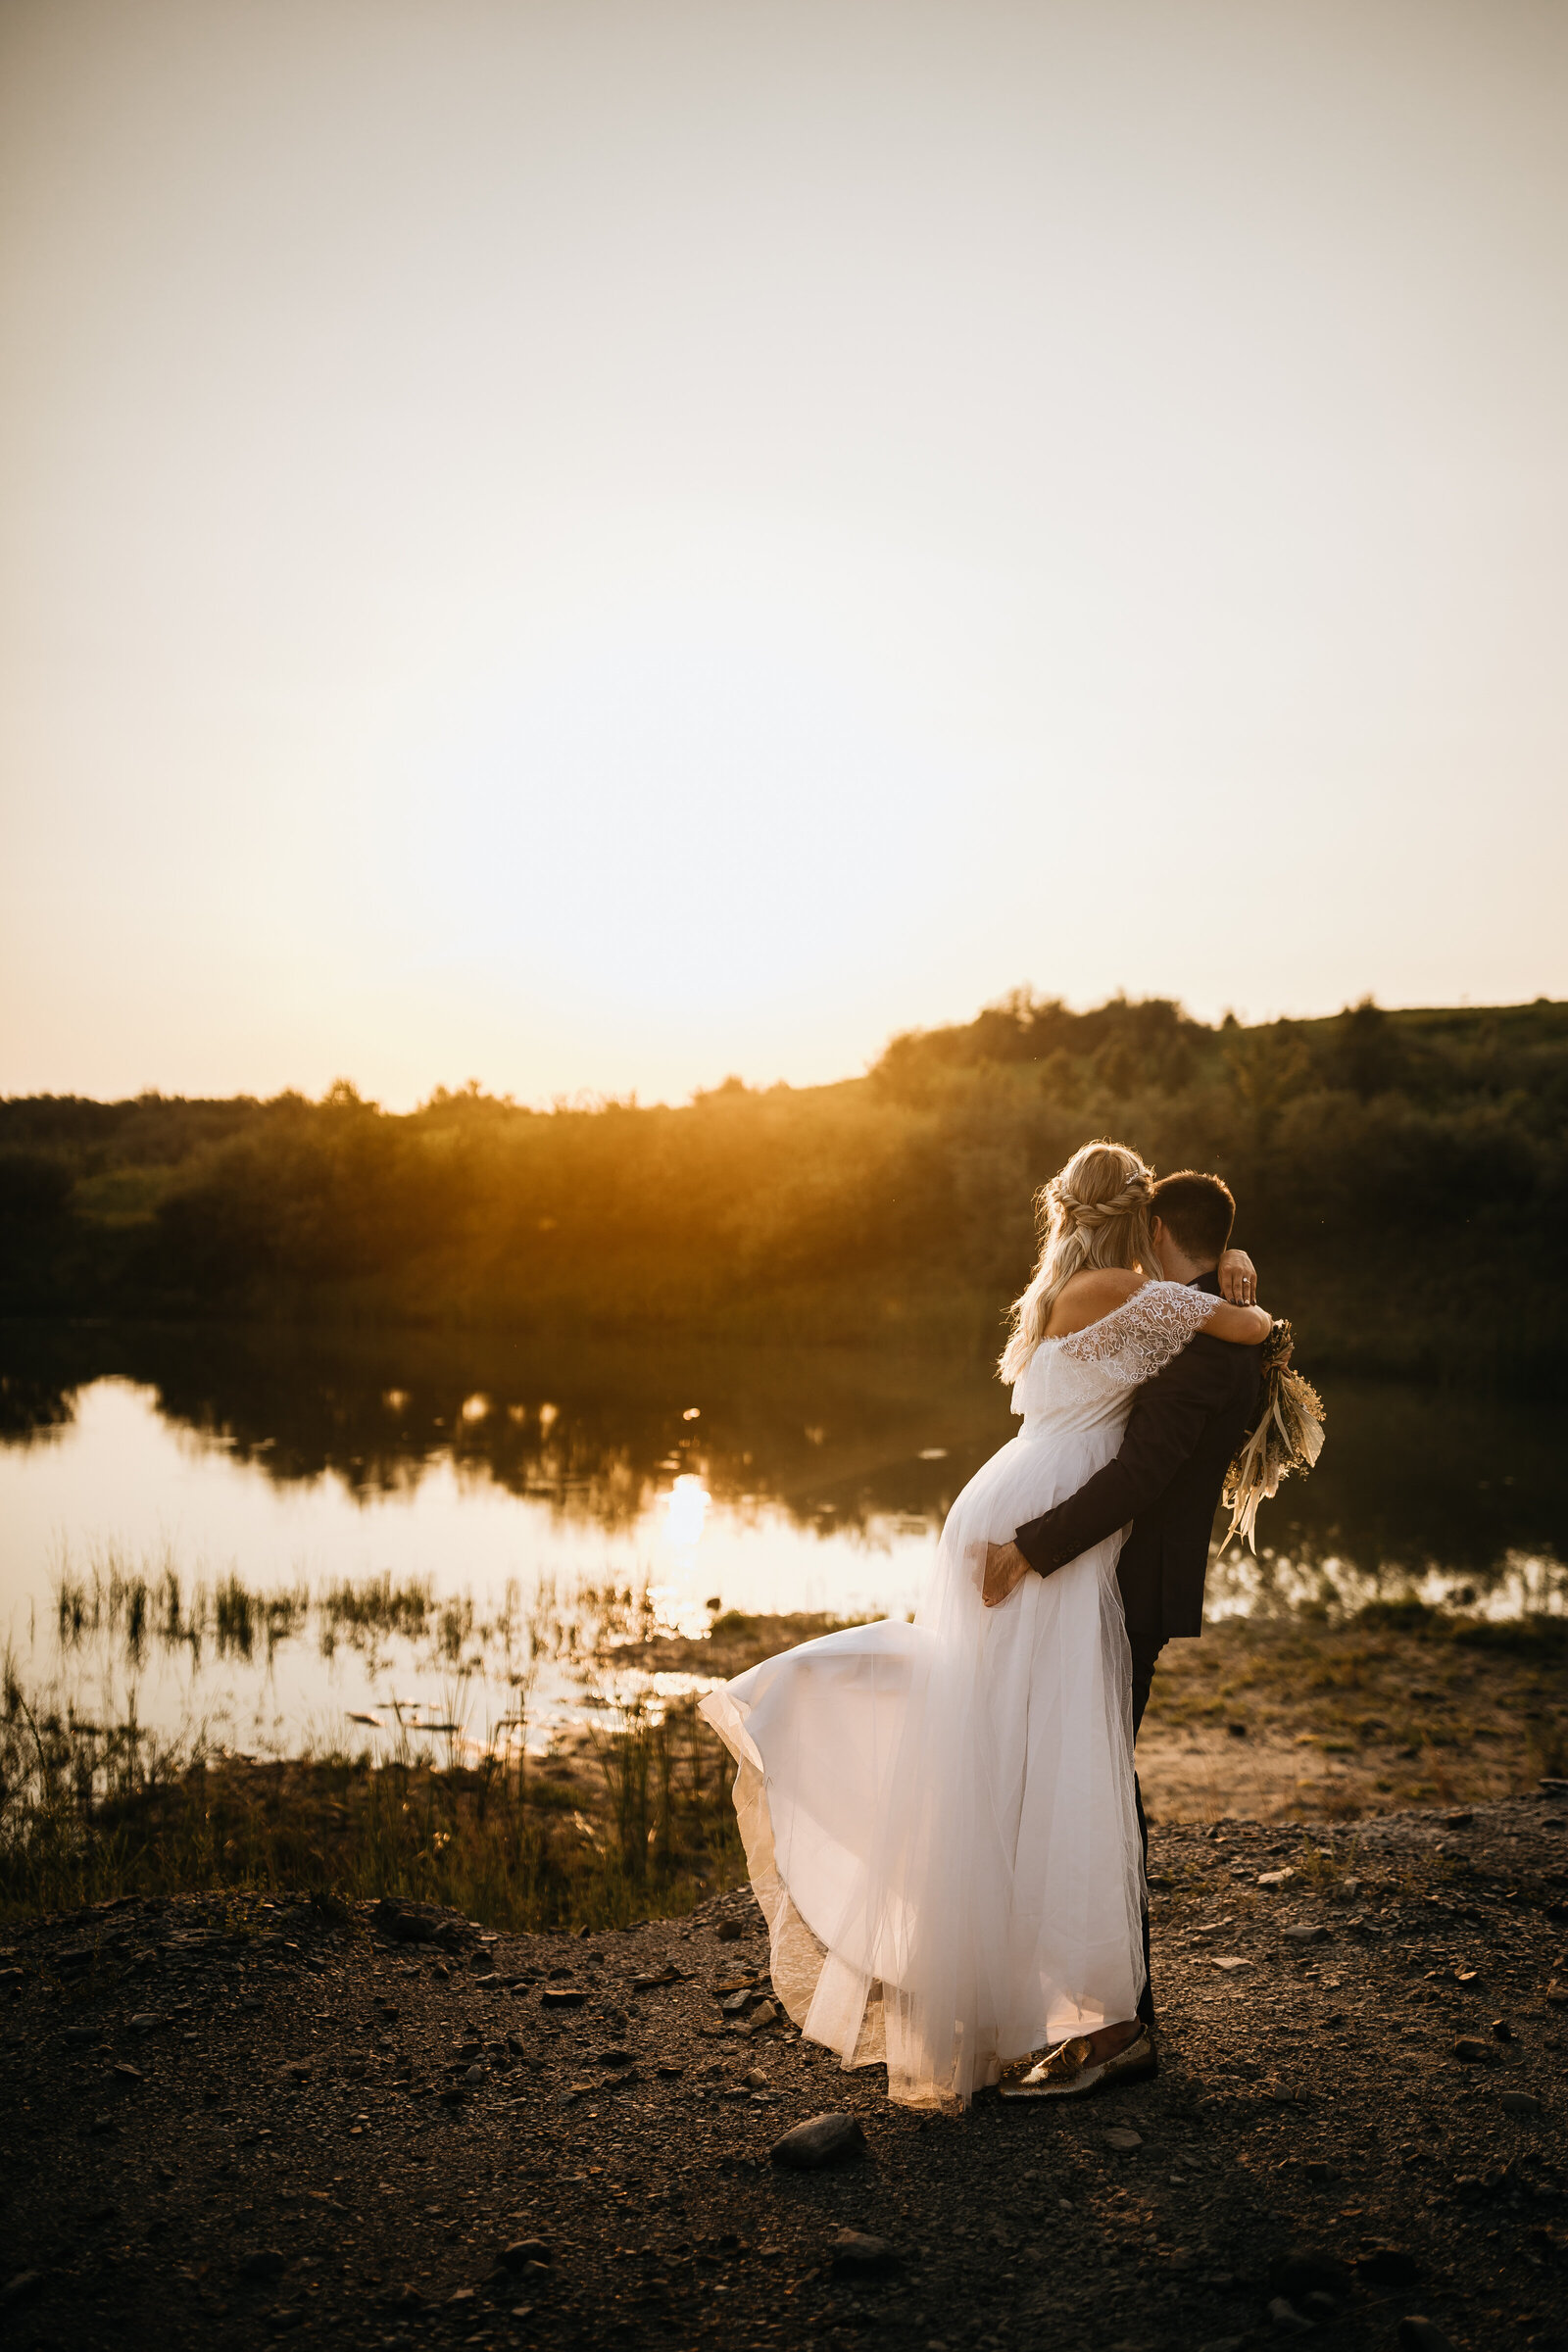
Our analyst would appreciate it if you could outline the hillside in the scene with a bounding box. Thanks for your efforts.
[4,993,1566,1387]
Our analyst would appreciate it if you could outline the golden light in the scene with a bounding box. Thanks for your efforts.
[665,1472,710,1550]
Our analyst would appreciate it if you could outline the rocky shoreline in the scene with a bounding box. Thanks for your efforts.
[3,1793,1566,2351]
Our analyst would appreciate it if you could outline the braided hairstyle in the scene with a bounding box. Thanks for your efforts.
[998,1140,1159,1381]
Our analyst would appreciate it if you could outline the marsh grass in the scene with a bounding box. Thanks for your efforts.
[53,1544,312,1670]
[0,1587,849,1927]
[11,1588,1565,1928]
[316,1571,433,1649]
[13,1555,763,1931]
[51,1550,672,1686]
[0,1671,744,1930]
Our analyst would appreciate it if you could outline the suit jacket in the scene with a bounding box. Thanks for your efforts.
[1011,1271,1262,1653]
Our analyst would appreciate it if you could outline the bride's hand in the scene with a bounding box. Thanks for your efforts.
[1217,1247,1256,1303]
[983,1542,1031,1608]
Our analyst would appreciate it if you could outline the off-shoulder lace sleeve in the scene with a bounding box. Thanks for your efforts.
[1056,1280,1220,1389]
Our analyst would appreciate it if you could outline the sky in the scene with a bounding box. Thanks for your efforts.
[3,0,1565,1108]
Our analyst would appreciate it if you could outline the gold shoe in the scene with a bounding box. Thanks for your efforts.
[998,2026,1156,2101]
[998,2034,1092,2089]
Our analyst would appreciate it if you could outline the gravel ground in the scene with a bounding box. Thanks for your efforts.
[3,1793,1566,2352]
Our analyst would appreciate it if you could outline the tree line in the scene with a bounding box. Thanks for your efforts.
[4,992,1565,1389]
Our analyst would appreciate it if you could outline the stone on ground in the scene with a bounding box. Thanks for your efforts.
[769,2111,866,2169]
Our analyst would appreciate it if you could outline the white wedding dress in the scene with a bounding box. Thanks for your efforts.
[699,1280,1224,2110]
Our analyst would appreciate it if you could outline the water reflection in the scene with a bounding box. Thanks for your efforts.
[7,1320,1568,1577]
[1,1320,1011,1539]
[1206,1541,1567,1625]
[3,1319,1566,1753]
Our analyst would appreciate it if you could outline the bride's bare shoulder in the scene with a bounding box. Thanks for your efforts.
[1043,1267,1146,1340]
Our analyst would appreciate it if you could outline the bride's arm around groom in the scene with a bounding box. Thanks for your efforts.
[982,1171,1265,1640]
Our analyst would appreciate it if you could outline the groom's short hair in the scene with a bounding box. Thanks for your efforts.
[1152,1170,1236,1265]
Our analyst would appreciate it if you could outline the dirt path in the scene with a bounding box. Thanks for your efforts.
[3,1794,1566,2351]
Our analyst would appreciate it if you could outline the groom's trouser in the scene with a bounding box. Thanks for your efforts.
[1130,1643,1163,2029]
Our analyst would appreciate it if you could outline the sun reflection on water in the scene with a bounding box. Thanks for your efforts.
[664,1471,710,1550]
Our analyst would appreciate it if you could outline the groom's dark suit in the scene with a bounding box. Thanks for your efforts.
[1010,1269,1263,2023]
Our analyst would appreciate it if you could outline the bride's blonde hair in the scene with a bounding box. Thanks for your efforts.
[998,1140,1159,1382]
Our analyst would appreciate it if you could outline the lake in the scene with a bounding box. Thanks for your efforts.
[3,1320,1565,1759]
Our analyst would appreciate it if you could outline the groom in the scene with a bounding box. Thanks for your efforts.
[983,1169,1264,2070]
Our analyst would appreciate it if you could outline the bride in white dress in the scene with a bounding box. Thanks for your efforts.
[698,1141,1271,2112]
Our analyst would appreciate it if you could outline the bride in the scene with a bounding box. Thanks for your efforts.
[698,1140,1271,2112]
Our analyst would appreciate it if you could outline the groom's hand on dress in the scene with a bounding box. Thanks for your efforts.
[983,1542,1031,1608]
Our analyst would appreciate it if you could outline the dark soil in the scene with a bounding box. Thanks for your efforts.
[3,1794,1567,2352]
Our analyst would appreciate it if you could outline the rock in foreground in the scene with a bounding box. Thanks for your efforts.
[769,2110,867,2169]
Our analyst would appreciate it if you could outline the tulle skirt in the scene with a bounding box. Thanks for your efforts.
[698,1420,1147,2110]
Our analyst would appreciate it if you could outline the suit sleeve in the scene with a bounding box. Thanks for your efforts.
[1012,1338,1241,1578]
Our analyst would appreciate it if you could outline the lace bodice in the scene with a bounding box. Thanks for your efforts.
[1009,1280,1219,1428]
